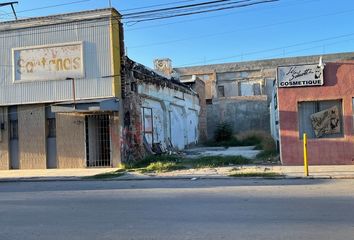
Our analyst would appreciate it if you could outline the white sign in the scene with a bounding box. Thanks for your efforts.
[277,64,323,88]
[13,42,84,82]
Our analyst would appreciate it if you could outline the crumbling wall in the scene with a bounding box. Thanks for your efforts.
[207,96,270,139]
[121,57,201,162]
[121,59,145,163]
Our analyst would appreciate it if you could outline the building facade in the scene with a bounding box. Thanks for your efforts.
[0,9,124,170]
[0,9,201,170]
[173,53,354,140]
[122,57,200,162]
[276,61,354,165]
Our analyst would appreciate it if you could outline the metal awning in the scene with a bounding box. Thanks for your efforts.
[51,97,119,113]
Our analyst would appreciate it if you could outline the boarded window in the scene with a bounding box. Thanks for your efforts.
[298,100,343,139]
[141,107,153,144]
[218,86,225,97]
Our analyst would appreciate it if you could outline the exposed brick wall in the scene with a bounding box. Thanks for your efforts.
[0,107,9,170]
[18,104,46,169]
[56,113,86,168]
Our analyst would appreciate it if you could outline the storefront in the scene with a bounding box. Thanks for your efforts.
[277,61,354,165]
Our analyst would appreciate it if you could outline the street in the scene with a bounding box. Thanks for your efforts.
[0,179,354,240]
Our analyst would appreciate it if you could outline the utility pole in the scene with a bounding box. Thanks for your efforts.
[0,1,18,20]
[108,0,112,8]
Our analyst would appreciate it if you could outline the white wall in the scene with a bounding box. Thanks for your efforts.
[139,83,200,150]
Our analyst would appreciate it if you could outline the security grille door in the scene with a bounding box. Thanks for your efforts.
[85,114,111,167]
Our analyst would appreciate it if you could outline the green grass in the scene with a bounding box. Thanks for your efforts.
[125,155,181,169]
[228,172,283,178]
[187,155,251,168]
[141,161,186,173]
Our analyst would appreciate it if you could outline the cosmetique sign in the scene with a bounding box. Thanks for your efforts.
[13,42,84,82]
[277,64,324,88]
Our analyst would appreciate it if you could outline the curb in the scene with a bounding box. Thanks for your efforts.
[1,174,354,182]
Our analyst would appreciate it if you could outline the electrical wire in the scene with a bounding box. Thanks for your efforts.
[127,6,354,49]
[120,0,200,13]
[123,0,246,18]
[125,0,319,31]
[175,32,354,67]
[0,0,92,18]
[122,0,278,23]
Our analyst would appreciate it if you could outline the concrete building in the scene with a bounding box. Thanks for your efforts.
[0,8,124,170]
[121,57,200,162]
[173,53,354,140]
[275,61,354,165]
[0,9,200,170]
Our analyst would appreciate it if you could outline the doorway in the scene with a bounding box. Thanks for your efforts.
[85,114,111,167]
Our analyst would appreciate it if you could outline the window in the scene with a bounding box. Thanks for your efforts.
[218,86,225,97]
[141,107,153,144]
[298,100,343,139]
[197,74,210,81]
[253,83,261,95]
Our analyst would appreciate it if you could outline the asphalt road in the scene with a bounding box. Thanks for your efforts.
[1,179,354,240]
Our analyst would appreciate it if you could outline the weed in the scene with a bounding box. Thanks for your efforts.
[214,122,233,142]
[188,155,251,168]
[141,161,186,173]
[125,155,181,169]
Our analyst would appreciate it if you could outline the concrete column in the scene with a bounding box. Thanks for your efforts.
[18,104,47,169]
[110,112,121,167]
[0,107,9,170]
[56,113,86,168]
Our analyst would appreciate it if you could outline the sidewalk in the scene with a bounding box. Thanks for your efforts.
[1,165,354,182]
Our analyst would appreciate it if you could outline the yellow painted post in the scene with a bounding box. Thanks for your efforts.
[303,133,309,176]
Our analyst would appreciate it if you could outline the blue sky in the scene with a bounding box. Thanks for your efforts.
[4,0,354,68]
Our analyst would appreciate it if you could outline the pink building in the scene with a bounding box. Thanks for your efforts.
[278,61,354,165]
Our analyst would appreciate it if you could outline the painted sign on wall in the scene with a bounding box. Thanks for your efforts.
[310,105,340,138]
[277,64,324,88]
[13,42,84,82]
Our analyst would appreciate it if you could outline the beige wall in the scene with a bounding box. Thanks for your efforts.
[56,113,86,168]
[0,107,9,170]
[18,104,46,169]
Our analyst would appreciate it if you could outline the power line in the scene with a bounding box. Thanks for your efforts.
[125,0,318,31]
[127,6,354,49]
[123,0,278,23]
[123,0,246,18]
[0,0,91,19]
[120,0,200,13]
[175,32,354,67]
